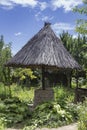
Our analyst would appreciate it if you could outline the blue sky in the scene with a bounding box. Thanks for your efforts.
[0,0,83,55]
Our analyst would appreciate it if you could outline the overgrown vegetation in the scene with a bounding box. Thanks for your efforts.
[0,84,82,129]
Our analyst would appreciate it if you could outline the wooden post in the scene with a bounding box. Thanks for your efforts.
[8,67,12,97]
[66,70,72,88]
[75,70,79,103]
[42,67,45,90]
[76,70,79,88]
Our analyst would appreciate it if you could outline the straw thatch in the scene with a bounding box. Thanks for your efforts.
[6,22,81,69]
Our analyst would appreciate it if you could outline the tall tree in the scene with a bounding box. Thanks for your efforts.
[0,35,12,82]
[60,32,87,69]
[73,0,87,34]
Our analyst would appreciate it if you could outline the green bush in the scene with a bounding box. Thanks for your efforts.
[11,84,34,104]
[0,97,32,127]
[65,103,79,121]
[78,98,87,130]
[0,84,80,129]
[0,118,6,130]
[26,101,76,128]
[54,86,74,107]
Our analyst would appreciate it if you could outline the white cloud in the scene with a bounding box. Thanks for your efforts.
[0,0,12,6]
[35,11,41,21]
[35,12,54,22]
[12,0,38,8]
[14,32,22,36]
[39,2,48,11]
[0,0,38,9]
[0,0,83,12]
[42,16,54,21]
[0,0,14,9]
[0,0,48,11]
[51,0,82,12]
[52,22,75,34]
[41,16,50,21]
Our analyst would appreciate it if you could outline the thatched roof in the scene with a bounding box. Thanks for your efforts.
[6,22,81,69]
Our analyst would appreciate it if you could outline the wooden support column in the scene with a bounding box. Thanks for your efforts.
[42,67,45,90]
[8,67,12,97]
[66,70,72,88]
[76,70,79,88]
[74,70,79,103]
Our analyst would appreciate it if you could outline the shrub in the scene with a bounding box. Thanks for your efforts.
[78,98,87,130]
[65,103,79,121]
[11,84,34,104]
[0,118,6,130]
[0,97,32,127]
[54,86,74,107]
[27,101,75,128]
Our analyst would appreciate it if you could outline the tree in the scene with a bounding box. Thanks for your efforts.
[0,35,4,81]
[60,31,87,69]
[0,35,12,83]
[60,32,87,87]
[73,0,87,34]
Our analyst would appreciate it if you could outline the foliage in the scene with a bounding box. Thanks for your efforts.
[54,86,74,106]
[22,87,78,128]
[0,82,10,98]
[1,83,87,129]
[0,118,6,130]
[0,35,12,83]
[0,82,34,102]
[78,98,87,130]
[0,84,34,127]
[60,32,87,69]
[11,68,38,88]
[23,101,79,129]
[0,84,80,129]
[73,0,87,34]
[11,84,34,104]
[22,125,37,130]
[13,68,36,81]
[0,97,32,127]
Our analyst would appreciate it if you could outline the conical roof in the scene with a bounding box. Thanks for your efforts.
[6,23,81,69]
